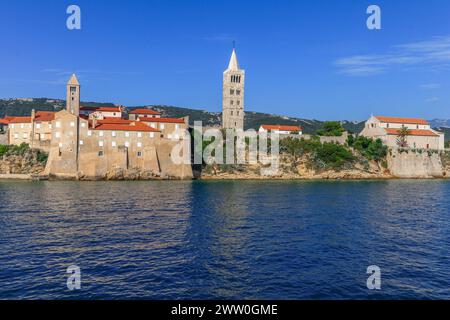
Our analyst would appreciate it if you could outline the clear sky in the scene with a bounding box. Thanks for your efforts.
[1,0,450,120]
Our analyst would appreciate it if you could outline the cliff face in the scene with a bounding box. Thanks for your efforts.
[387,149,447,178]
[199,153,391,180]
[0,148,47,174]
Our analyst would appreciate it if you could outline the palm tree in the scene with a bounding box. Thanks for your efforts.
[396,126,410,148]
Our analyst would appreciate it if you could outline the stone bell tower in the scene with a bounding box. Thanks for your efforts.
[66,74,80,116]
[222,47,245,130]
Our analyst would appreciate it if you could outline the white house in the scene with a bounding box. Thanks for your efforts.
[259,124,303,135]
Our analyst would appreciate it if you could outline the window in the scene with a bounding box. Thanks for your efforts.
[237,111,240,116]
[230,89,235,95]
[23,133,27,138]
[150,123,156,128]
[175,124,180,130]
[55,132,61,138]
[231,111,234,116]
[10,124,14,129]
[98,151,104,156]
[70,121,75,127]
[236,90,241,95]
[99,131,104,137]
[125,141,130,147]
[21,124,24,129]
[112,141,116,147]
[137,132,142,138]
[56,122,61,128]
[70,86,77,92]
[137,151,142,157]
[231,100,234,105]
[99,141,104,147]
[14,133,18,139]
[49,124,52,129]
[112,131,116,137]
[417,125,419,129]
[160,124,165,129]
[79,140,84,145]
[237,100,240,105]
[36,123,41,129]
[87,130,92,136]
[137,142,142,148]
[81,122,86,128]
[150,132,155,138]
[125,132,130,137]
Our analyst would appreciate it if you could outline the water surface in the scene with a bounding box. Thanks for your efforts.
[0,180,449,299]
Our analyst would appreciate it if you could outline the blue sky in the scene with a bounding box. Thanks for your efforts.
[1,0,450,120]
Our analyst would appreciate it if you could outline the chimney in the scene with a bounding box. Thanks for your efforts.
[92,117,97,129]
[31,109,36,121]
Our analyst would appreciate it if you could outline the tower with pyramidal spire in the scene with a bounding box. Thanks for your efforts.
[222,47,245,130]
[66,73,80,116]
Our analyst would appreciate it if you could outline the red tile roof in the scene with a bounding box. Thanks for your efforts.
[80,106,122,113]
[97,117,132,124]
[93,121,160,132]
[9,117,32,124]
[385,128,439,137]
[139,117,186,124]
[261,124,302,132]
[0,116,15,124]
[129,108,161,115]
[34,111,55,122]
[375,116,429,125]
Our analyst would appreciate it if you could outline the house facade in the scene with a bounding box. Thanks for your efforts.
[360,116,445,150]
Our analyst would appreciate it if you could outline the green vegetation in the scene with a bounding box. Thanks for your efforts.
[347,135,388,161]
[280,137,354,170]
[316,121,345,137]
[0,143,48,163]
[396,126,410,147]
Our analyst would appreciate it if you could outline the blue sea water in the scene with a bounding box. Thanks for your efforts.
[0,180,449,300]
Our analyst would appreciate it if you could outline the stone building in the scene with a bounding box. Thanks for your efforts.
[360,116,445,150]
[129,108,161,120]
[222,48,245,130]
[41,74,193,180]
[5,111,56,151]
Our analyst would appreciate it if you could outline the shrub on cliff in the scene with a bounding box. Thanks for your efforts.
[347,135,387,161]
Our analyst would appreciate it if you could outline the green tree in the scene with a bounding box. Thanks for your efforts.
[317,121,345,137]
[397,126,410,147]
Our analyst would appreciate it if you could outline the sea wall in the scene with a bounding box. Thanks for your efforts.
[387,149,444,178]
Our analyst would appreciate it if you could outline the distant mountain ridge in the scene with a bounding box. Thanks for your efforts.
[0,98,447,139]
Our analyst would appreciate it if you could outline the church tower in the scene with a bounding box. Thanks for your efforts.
[66,74,80,116]
[222,48,245,130]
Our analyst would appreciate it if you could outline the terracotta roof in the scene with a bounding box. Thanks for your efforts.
[375,116,429,125]
[9,117,32,124]
[261,124,302,132]
[80,106,122,112]
[0,116,15,124]
[97,117,132,124]
[93,121,160,132]
[385,128,439,137]
[139,117,186,124]
[34,111,55,122]
[129,108,161,115]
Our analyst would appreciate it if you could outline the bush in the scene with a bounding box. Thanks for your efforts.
[317,121,345,137]
[280,137,354,170]
[348,135,387,161]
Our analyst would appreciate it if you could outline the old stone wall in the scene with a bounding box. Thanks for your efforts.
[387,149,444,178]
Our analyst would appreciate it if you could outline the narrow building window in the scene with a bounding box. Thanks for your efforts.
[98,151,104,156]
[137,151,142,157]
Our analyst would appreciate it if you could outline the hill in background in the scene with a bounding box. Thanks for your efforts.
[1,98,448,139]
